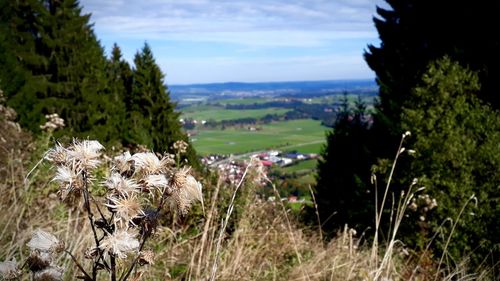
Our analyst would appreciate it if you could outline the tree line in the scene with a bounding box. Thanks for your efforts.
[0,0,197,165]
[314,0,500,270]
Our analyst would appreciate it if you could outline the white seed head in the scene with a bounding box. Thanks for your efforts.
[0,259,20,280]
[27,229,64,253]
[113,151,133,174]
[132,152,163,175]
[105,194,144,228]
[99,230,139,259]
[167,174,203,215]
[33,266,64,281]
[45,143,69,165]
[67,139,104,170]
[144,174,168,190]
[104,173,140,197]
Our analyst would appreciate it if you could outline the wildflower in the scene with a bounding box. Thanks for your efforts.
[99,230,139,259]
[33,266,63,281]
[0,259,20,280]
[105,194,144,227]
[131,152,164,175]
[138,250,155,266]
[40,113,65,132]
[27,229,64,254]
[113,151,133,175]
[104,173,140,197]
[172,140,189,154]
[67,139,104,170]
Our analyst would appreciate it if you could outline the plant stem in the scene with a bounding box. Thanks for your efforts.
[111,254,116,281]
[65,250,93,281]
[82,171,100,280]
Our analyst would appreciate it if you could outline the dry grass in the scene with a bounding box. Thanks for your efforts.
[0,106,496,280]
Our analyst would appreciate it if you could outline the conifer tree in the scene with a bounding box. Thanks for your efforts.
[129,43,198,166]
[1,0,122,143]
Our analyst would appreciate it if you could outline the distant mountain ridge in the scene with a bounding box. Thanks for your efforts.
[168,79,377,101]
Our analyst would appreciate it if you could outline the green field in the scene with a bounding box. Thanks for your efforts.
[190,119,329,155]
[182,106,290,121]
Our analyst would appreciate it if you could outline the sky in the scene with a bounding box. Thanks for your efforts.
[80,0,387,85]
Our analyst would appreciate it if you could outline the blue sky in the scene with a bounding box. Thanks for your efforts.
[80,0,386,85]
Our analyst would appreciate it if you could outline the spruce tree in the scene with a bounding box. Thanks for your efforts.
[314,96,375,234]
[1,0,122,143]
[128,43,198,165]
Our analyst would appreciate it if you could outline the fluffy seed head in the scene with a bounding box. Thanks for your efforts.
[104,173,140,197]
[26,251,52,272]
[143,174,168,193]
[53,165,84,200]
[113,151,133,174]
[105,194,144,227]
[33,266,63,281]
[27,229,64,254]
[45,143,69,165]
[138,250,155,266]
[99,230,139,259]
[67,139,104,170]
[131,152,163,175]
[0,259,20,280]
[167,172,203,215]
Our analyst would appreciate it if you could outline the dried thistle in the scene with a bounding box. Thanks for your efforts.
[99,230,140,259]
[113,151,133,175]
[27,229,64,254]
[67,139,104,170]
[105,194,144,228]
[138,250,155,266]
[52,165,84,200]
[167,168,203,215]
[26,251,52,272]
[104,173,140,197]
[33,266,64,281]
[0,259,20,280]
[172,140,188,154]
[131,152,164,175]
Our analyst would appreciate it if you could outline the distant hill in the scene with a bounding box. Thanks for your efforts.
[168,79,377,102]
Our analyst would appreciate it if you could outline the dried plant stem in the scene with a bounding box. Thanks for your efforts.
[82,172,101,280]
[269,179,309,281]
[65,250,92,281]
[111,255,117,281]
[194,178,222,279]
[209,161,251,281]
[434,194,477,281]
[307,184,323,241]
[372,134,406,269]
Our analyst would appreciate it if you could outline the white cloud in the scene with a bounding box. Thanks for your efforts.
[82,0,382,47]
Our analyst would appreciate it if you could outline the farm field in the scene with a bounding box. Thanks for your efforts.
[181,106,290,121]
[190,119,329,155]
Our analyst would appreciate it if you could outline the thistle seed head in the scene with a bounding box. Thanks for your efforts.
[99,230,139,259]
[0,259,20,280]
[33,266,63,281]
[27,229,64,254]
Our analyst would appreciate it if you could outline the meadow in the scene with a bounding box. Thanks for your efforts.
[181,105,290,122]
[190,119,328,155]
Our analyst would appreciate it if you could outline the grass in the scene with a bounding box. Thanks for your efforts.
[182,106,290,122]
[191,119,328,155]
[1,100,496,281]
[281,159,318,173]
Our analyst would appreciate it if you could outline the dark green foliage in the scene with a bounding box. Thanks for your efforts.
[399,58,500,268]
[366,0,500,129]
[126,43,198,166]
[0,0,198,167]
[314,96,376,235]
